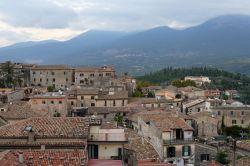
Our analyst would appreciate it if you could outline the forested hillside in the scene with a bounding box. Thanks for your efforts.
[137,67,250,104]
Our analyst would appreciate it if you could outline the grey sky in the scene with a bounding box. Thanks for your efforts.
[0,0,249,46]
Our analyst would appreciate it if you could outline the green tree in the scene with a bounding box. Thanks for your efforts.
[221,115,226,135]
[147,91,155,98]
[1,61,14,88]
[114,113,123,127]
[47,85,55,92]
[215,150,229,165]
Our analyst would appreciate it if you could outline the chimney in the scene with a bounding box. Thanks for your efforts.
[28,131,35,143]
[18,151,24,164]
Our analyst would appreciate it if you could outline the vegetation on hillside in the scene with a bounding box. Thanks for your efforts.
[137,67,250,103]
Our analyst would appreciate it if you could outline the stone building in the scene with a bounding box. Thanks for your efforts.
[132,111,195,165]
[184,76,211,86]
[191,111,219,138]
[74,66,115,86]
[183,99,206,115]
[211,106,250,128]
[30,65,74,89]
[28,92,68,117]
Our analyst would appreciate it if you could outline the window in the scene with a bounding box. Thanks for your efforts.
[81,103,84,107]
[33,72,36,74]
[122,100,125,106]
[91,103,95,107]
[200,154,209,161]
[40,72,42,74]
[81,96,84,100]
[241,120,244,124]
[34,78,36,82]
[51,72,55,75]
[230,111,234,116]
[80,73,84,77]
[52,78,55,82]
[64,72,66,75]
[42,101,46,104]
[66,78,68,82]
[113,100,116,106]
[182,146,191,156]
[51,101,54,104]
[80,80,84,84]
[1,109,5,112]
[71,101,74,106]
[59,101,62,104]
[241,111,244,116]
[106,73,111,76]
[167,147,176,158]
[91,96,94,100]
[104,100,107,107]
[218,111,221,116]
[40,78,42,82]
[99,73,103,77]
[104,114,107,119]
[232,120,237,124]
[151,104,154,108]
[46,78,49,82]
[90,73,94,77]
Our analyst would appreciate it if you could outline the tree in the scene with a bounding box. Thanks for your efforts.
[221,115,226,135]
[114,113,123,127]
[47,85,55,92]
[215,150,229,165]
[175,94,182,99]
[147,91,155,98]
[0,61,14,88]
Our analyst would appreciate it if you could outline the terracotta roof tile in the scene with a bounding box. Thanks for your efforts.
[0,150,87,166]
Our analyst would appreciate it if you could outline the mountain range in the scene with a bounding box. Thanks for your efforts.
[1,14,250,75]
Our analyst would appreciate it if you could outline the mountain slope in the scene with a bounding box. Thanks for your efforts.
[0,15,250,75]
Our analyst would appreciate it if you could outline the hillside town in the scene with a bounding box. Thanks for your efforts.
[0,61,249,166]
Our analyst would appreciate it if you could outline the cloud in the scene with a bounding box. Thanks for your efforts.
[0,0,77,29]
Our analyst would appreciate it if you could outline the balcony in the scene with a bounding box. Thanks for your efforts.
[88,133,128,142]
[163,138,193,145]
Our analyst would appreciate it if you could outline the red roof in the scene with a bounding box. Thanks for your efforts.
[88,159,122,166]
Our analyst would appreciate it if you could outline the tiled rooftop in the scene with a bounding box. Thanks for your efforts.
[0,150,87,166]
[134,110,193,131]
[0,101,44,120]
[31,65,72,70]
[0,117,89,138]
[125,129,160,160]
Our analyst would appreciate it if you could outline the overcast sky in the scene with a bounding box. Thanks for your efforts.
[0,0,250,46]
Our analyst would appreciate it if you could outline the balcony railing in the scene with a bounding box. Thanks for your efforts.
[163,138,193,145]
[88,133,127,142]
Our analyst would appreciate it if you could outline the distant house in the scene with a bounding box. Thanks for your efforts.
[204,89,220,98]
[74,66,116,86]
[30,65,74,89]
[184,76,211,86]
[136,112,195,165]
[225,90,240,99]
[67,87,128,108]
[155,85,179,100]
[178,86,205,99]
[29,92,68,117]
[0,88,25,104]
[183,99,206,115]
[211,106,250,128]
